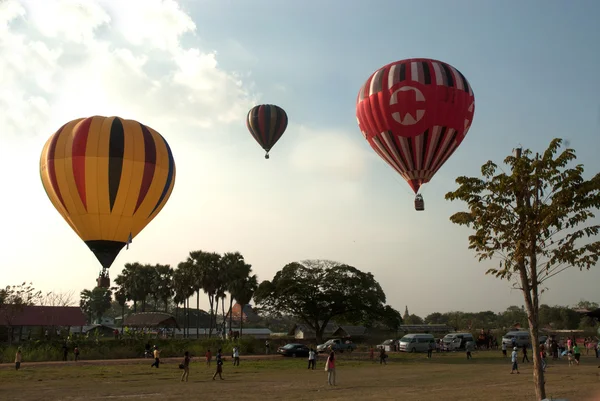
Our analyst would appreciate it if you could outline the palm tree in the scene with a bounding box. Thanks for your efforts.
[222,253,252,332]
[173,264,195,338]
[231,274,258,338]
[187,250,221,338]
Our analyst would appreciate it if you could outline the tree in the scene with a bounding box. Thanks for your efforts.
[378,305,403,331]
[445,138,600,400]
[0,282,42,344]
[80,287,112,324]
[40,290,76,307]
[221,252,252,331]
[254,260,387,343]
[231,274,258,338]
[403,314,424,325]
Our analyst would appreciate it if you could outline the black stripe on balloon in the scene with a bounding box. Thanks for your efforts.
[456,68,471,94]
[148,134,175,218]
[421,129,429,169]
[399,63,406,82]
[440,63,455,87]
[264,105,272,149]
[272,107,282,149]
[386,131,410,170]
[108,118,125,211]
[434,130,458,171]
[421,62,431,85]
[430,127,446,163]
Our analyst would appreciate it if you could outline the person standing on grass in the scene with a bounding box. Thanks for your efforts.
[501,342,507,357]
[265,340,270,355]
[369,346,374,362]
[573,343,581,366]
[427,341,434,359]
[180,351,190,382]
[15,347,22,370]
[465,341,474,359]
[540,348,547,372]
[212,349,224,380]
[74,345,80,362]
[379,348,387,365]
[308,348,316,370]
[232,346,240,366]
[521,344,529,363]
[205,349,212,367]
[511,347,520,374]
[62,343,68,361]
[151,345,160,368]
[325,351,336,386]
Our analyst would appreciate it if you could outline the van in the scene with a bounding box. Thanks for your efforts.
[442,332,475,351]
[398,333,435,353]
[502,331,530,348]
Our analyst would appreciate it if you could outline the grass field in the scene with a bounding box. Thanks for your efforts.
[1,351,599,400]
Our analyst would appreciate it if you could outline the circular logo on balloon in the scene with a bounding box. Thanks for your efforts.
[389,86,426,126]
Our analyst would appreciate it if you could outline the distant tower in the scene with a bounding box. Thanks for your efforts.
[403,305,409,321]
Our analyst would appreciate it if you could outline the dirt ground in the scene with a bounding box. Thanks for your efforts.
[1,352,599,400]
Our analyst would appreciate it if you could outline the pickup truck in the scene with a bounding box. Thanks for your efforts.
[316,338,356,353]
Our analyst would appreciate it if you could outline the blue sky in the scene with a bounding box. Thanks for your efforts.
[1,0,598,317]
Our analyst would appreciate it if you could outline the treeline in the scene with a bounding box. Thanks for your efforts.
[403,301,599,331]
[80,250,258,338]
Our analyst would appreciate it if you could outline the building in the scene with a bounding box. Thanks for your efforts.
[288,323,337,340]
[332,325,368,339]
[225,303,259,323]
[397,324,454,334]
[0,305,86,342]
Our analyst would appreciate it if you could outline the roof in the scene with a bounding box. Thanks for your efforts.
[584,308,600,319]
[332,325,368,337]
[398,324,454,333]
[288,322,337,336]
[123,312,179,329]
[0,305,86,327]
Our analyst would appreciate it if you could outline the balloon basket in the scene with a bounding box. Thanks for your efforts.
[97,275,110,288]
[265,153,270,159]
[414,195,425,211]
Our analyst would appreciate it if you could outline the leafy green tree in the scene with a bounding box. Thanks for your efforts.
[403,314,424,325]
[378,305,403,331]
[254,260,387,343]
[445,138,600,400]
[424,312,447,325]
[80,287,112,324]
[221,252,252,331]
[0,282,42,344]
[231,274,258,338]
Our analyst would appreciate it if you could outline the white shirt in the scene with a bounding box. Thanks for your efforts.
[308,350,316,360]
[502,343,507,350]
[233,348,239,358]
[511,350,518,363]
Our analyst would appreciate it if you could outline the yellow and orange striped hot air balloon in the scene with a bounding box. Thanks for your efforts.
[40,116,176,287]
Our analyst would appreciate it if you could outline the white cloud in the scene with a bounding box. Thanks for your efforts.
[0,0,256,139]
[289,125,371,182]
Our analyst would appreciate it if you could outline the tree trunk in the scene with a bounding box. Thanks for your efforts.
[121,304,125,332]
[133,300,137,313]
[214,297,220,338]
[239,303,244,338]
[196,290,200,339]
[228,297,234,334]
[207,295,214,338]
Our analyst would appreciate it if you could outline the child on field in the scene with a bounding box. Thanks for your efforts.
[205,349,212,367]
[15,348,22,370]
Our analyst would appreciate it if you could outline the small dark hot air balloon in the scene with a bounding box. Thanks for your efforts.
[246,104,288,159]
[40,116,176,287]
[356,58,475,211]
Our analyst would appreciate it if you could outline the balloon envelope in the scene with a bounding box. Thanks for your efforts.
[246,104,288,158]
[40,116,176,269]
[356,58,475,193]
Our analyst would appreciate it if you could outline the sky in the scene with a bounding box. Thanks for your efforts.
[1,0,599,318]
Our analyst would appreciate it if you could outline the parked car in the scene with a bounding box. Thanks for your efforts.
[442,333,475,351]
[397,334,435,353]
[377,339,398,352]
[316,338,356,353]
[502,331,530,348]
[277,343,310,357]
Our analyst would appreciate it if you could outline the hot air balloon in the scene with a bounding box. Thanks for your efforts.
[356,58,475,211]
[40,116,176,287]
[246,104,288,159]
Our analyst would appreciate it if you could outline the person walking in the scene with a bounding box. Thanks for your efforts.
[180,351,190,382]
[427,341,434,359]
[232,346,240,366]
[308,348,316,370]
[15,347,22,370]
[511,347,520,374]
[74,345,80,362]
[501,342,507,357]
[212,348,224,380]
[465,341,474,359]
[573,343,581,366]
[205,349,212,367]
[325,351,336,386]
[151,345,160,368]
[265,340,270,355]
[379,348,387,365]
[522,344,529,363]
